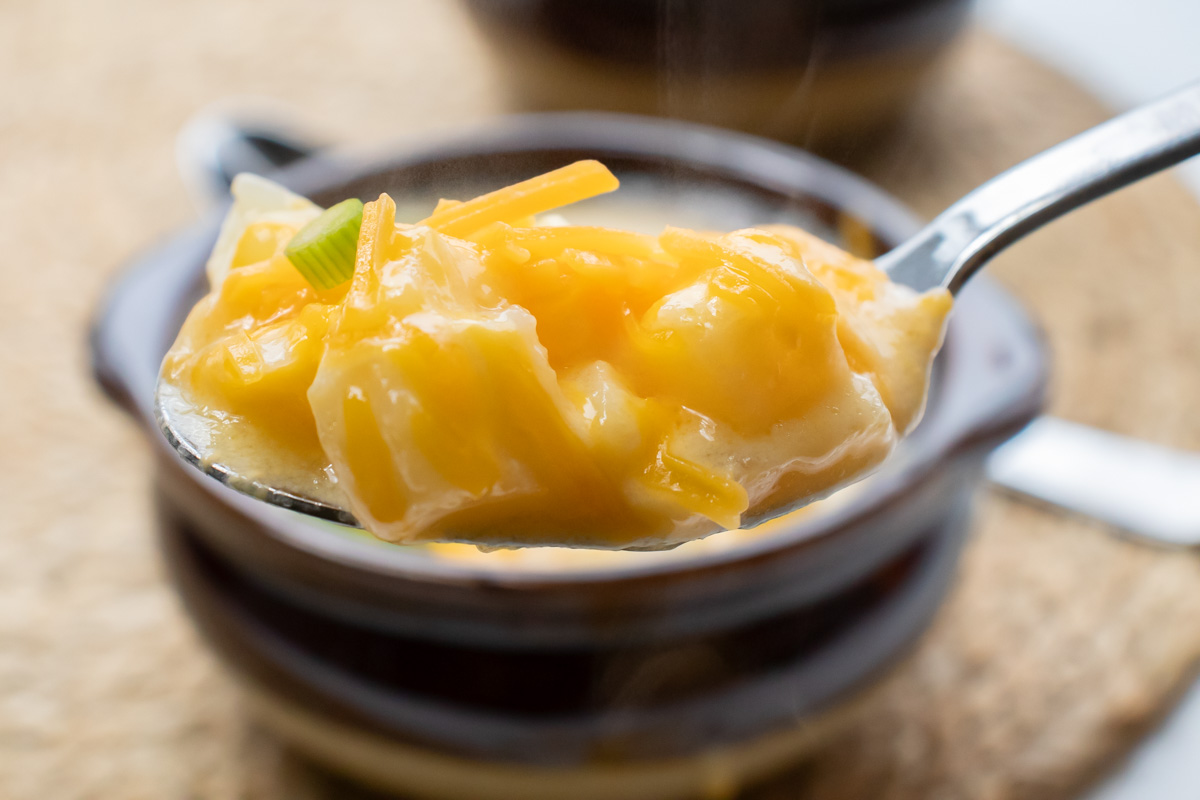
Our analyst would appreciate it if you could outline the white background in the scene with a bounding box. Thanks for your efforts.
[980,0,1200,195]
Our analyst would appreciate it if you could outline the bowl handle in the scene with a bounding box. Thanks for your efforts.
[987,418,1200,548]
[94,110,323,419]
[176,110,321,210]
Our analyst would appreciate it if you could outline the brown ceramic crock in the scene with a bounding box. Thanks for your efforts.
[91,113,1045,799]
[461,0,974,143]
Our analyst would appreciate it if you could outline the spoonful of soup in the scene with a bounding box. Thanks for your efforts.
[157,82,1200,549]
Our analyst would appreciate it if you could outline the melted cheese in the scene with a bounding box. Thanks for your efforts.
[162,164,951,549]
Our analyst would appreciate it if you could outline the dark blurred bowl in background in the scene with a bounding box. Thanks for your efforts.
[462,0,973,144]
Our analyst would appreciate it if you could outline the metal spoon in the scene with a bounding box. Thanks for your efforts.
[876,80,1200,290]
[157,82,1200,533]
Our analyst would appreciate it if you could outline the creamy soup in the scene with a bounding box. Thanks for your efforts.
[160,165,950,550]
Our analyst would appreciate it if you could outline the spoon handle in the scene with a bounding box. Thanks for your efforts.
[879,81,1200,293]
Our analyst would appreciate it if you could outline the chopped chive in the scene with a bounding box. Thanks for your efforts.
[284,198,364,290]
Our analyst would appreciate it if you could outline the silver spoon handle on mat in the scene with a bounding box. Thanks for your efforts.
[986,417,1200,548]
[879,81,1200,293]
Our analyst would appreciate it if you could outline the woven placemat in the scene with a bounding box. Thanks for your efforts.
[3,2,1200,798]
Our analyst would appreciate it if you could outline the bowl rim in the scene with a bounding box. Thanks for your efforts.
[99,111,1047,592]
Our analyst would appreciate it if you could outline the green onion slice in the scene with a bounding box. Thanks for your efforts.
[284,198,364,290]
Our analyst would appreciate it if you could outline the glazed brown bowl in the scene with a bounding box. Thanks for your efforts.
[92,113,1045,799]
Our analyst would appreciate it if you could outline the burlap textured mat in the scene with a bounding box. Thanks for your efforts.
[2,2,1199,798]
